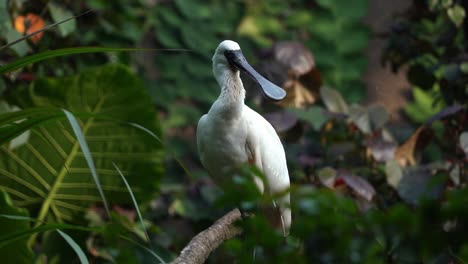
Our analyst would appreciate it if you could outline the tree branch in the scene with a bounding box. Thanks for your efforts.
[171,208,243,264]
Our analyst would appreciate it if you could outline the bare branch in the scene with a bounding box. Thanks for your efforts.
[171,208,243,264]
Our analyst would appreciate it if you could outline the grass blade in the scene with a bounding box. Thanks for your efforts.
[57,229,89,264]
[0,47,143,74]
[0,9,94,51]
[119,235,167,264]
[63,109,110,217]
[0,223,99,248]
[112,162,150,243]
[0,214,37,222]
[128,122,194,180]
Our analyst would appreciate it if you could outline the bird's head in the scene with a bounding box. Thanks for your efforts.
[212,40,286,102]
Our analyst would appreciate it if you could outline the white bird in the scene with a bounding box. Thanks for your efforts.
[197,40,291,235]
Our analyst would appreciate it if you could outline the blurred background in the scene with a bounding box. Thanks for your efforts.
[0,0,467,263]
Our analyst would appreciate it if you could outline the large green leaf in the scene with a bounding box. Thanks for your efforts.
[0,64,163,225]
[0,191,34,263]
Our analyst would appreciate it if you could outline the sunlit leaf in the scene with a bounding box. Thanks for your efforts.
[447,4,465,27]
[405,87,444,123]
[394,126,433,166]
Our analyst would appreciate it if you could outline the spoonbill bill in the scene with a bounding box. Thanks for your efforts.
[197,40,291,235]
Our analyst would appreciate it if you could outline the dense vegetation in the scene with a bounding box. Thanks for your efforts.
[0,0,466,263]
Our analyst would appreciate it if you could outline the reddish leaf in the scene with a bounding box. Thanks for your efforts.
[14,13,46,44]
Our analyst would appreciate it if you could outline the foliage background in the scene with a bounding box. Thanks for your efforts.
[0,0,467,263]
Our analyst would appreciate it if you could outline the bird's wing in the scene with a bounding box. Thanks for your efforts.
[196,114,209,170]
[244,106,291,235]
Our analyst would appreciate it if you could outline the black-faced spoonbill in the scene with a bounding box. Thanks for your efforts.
[197,40,291,235]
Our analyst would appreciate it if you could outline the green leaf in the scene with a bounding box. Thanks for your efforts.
[0,64,163,226]
[0,0,9,30]
[447,4,465,27]
[460,62,468,73]
[0,191,34,263]
[180,24,215,55]
[48,3,76,37]
[332,0,368,20]
[155,27,182,48]
[56,230,89,264]
[404,87,444,123]
[368,105,389,131]
[385,160,403,188]
[158,7,183,27]
[6,29,30,56]
[0,78,5,95]
[174,0,211,19]
[288,106,329,131]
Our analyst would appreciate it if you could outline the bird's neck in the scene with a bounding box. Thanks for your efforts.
[214,68,245,118]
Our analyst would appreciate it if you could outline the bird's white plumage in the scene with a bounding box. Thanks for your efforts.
[197,40,291,235]
[217,40,241,51]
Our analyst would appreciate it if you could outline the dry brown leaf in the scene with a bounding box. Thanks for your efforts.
[394,126,433,166]
[279,69,321,108]
[270,41,321,109]
[14,13,46,44]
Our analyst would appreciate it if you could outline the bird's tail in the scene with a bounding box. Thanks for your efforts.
[273,195,291,236]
